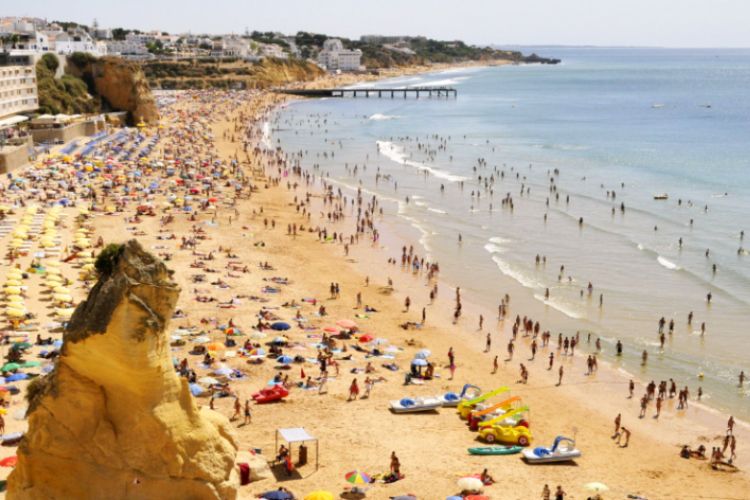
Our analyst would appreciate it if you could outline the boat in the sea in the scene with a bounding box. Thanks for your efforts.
[653,193,669,200]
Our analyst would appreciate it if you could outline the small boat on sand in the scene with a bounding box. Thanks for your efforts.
[389,396,442,413]
[653,193,669,200]
[522,435,581,463]
[468,445,523,455]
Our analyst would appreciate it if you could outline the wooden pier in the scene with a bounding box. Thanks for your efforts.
[276,87,458,99]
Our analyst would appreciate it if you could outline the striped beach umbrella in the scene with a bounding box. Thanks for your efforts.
[344,470,371,484]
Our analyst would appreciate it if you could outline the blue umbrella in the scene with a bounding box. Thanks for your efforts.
[276,355,293,365]
[5,373,28,382]
[411,358,428,367]
[259,491,293,500]
[189,383,205,397]
[53,339,63,349]
[271,322,291,331]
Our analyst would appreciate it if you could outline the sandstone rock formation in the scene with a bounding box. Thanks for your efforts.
[91,57,159,125]
[8,240,238,500]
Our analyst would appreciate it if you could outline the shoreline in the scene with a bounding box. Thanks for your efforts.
[0,59,746,498]
[269,62,750,431]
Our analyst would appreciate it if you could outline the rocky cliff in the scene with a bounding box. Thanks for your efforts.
[65,54,159,125]
[91,57,159,124]
[7,240,238,500]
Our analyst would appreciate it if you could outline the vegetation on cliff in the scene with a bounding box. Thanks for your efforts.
[35,53,159,124]
[35,53,100,115]
[142,57,324,90]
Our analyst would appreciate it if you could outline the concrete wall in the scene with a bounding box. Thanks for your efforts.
[0,136,32,174]
[29,120,101,144]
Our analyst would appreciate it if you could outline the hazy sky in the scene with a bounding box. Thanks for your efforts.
[7,0,750,48]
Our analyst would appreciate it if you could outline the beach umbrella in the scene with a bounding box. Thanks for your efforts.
[272,336,288,345]
[411,358,428,367]
[344,470,371,485]
[6,296,23,303]
[336,319,358,330]
[0,456,17,467]
[414,349,431,359]
[259,491,293,500]
[464,496,490,500]
[206,342,225,352]
[271,321,291,331]
[213,366,233,376]
[5,373,28,382]
[1,363,20,372]
[276,355,293,365]
[584,482,609,493]
[198,376,219,386]
[322,326,339,334]
[189,383,205,397]
[3,280,22,287]
[457,477,484,493]
[304,492,334,500]
[5,308,26,318]
[358,334,374,343]
[4,287,21,296]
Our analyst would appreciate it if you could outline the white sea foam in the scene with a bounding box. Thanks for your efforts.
[483,243,506,254]
[408,76,469,87]
[369,113,399,121]
[427,207,447,214]
[376,140,467,182]
[489,236,513,246]
[261,122,272,149]
[491,255,542,290]
[657,256,681,270]
[533,294,584,319]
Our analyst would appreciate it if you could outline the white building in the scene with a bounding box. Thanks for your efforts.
[317,38,362,71]
[53,29,104,56]
[0,53,38,121]
[106,33,149,56]
[221,36,249,58]
[259,43,287,59]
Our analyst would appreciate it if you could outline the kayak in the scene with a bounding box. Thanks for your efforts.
[468,445,523,456]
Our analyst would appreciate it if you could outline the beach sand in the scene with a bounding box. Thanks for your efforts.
[0,68,748,499]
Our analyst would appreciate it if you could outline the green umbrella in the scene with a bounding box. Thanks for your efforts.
[12,342,32,350]
[1,363,20,372]
[21,361,41,368]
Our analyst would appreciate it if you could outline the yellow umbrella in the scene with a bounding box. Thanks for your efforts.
[5,308,26,318]
[3,280,22,287]
[53,294,73,303]
[304,493,334,500]
[7,270,23,279]
[4,287,21,296]
[55,308,75,319]
[53,286,70,294]
[6,296,23,303]
[46,267,61,275]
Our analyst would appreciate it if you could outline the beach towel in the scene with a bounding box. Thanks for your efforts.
[238,463,250,485]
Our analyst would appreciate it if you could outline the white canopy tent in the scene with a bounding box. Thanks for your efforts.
[275,427,319,471]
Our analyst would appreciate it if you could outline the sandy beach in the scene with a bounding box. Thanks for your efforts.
[0,67,748,499]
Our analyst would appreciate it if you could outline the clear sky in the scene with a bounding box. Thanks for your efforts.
[7,0,750,48]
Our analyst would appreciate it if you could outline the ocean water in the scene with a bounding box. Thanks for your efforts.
[271,48,750,418]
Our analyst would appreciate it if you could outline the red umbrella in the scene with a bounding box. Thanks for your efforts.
[358,334,374,343]
[336,319,358,330]
[0,456,18,467]
[323,326,339,333]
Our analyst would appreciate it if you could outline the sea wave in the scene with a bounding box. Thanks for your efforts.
[657,256,681,270]
[376,140,467,182]
[491,255,543,290]
[532,294,584,319]
[369,113,399,121]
